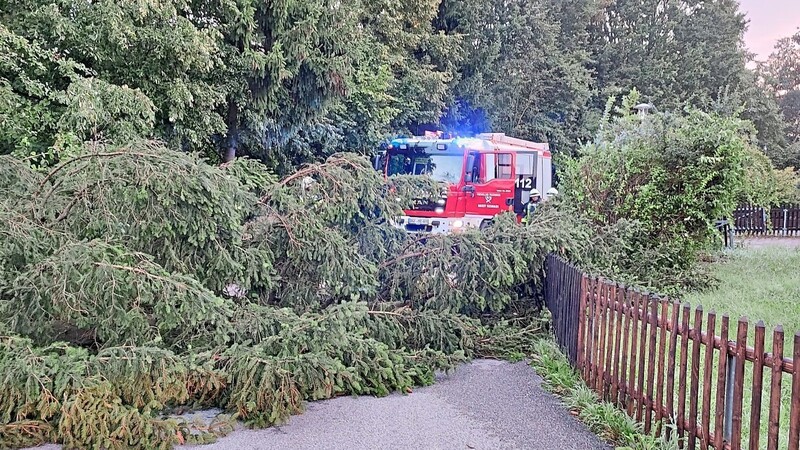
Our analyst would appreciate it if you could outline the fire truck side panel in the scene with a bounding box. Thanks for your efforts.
[461,151,516,224]
[539,155,552,198]
[512,151,540,214]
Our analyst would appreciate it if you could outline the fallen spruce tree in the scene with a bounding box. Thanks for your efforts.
[0,141,582,449]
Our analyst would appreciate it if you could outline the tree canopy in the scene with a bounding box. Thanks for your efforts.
[1,0,794,168]
[758,31,800,168]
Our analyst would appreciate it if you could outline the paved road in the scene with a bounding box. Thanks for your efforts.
[26,360,609,450]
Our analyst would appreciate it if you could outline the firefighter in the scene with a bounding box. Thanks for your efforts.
[521,189,541,224]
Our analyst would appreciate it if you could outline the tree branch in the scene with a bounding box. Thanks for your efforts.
[379,248,441,268]
[36,149,161,195]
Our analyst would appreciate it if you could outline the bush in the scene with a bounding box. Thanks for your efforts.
[739,146,800,206]
[561,92,752,293]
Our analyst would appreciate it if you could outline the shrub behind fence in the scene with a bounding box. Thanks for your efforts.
[544,254,800,450]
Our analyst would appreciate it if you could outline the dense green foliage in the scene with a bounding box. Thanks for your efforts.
[433,0,594,152]
[0,0,456,170]
[758,31,800,169]
[739,147,800,206]
[588,0,748,109]
[0,143,580,448]
[1,0,794,169]
[559,92,754,292]
[0,22,156,165]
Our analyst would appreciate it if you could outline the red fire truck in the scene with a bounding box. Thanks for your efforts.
[375,132,554,233]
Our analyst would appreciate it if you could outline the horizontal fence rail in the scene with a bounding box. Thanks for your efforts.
[733,204,800,236]
[544,256,800,450]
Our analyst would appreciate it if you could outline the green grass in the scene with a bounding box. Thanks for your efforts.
[682,245,800,450]
[687,245,800,335]
[530,339,681,450]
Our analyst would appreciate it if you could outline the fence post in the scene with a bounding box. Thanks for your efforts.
[724,223,730,248]
[724,352,735,442]
[784,208,789,236]
[577,274,588,372]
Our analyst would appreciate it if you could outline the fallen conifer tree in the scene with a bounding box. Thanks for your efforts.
[0,141,581,449]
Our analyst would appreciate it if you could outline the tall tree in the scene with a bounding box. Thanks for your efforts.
[587,0,749,109]
[2,0,360,164]
[204,0,457,172]
[0,23,155,164]
[761,32,800,95]
[189,0,355,163]
[584,0,794,165]
[761,32,800,137]
[434,0,594,154]
[323,0,456,158]
[756,31,800,168]
[2,0,225,153]
[712,70,790,167]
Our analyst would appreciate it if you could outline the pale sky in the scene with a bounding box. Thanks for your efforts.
[738,0,800,61]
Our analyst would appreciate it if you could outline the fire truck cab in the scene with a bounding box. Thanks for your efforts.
[376,132,553,233]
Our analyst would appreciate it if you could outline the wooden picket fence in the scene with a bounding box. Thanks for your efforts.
[544,255,583,366]
[544,254,800,450]
[733,204,800,236]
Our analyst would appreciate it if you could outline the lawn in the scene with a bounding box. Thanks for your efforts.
[682,244,800,449]
[686,245,800,337]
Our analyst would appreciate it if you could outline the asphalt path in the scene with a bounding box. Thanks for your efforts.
[26,360,610,450]
[181,359,609,450]
[739,236,800,249]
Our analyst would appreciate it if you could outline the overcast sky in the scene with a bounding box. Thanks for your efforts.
[738,0,800,61]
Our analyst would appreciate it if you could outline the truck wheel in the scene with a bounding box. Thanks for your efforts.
[479,220,492,231]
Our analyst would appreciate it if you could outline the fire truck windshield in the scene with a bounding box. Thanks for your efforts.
[386,151,463,184]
